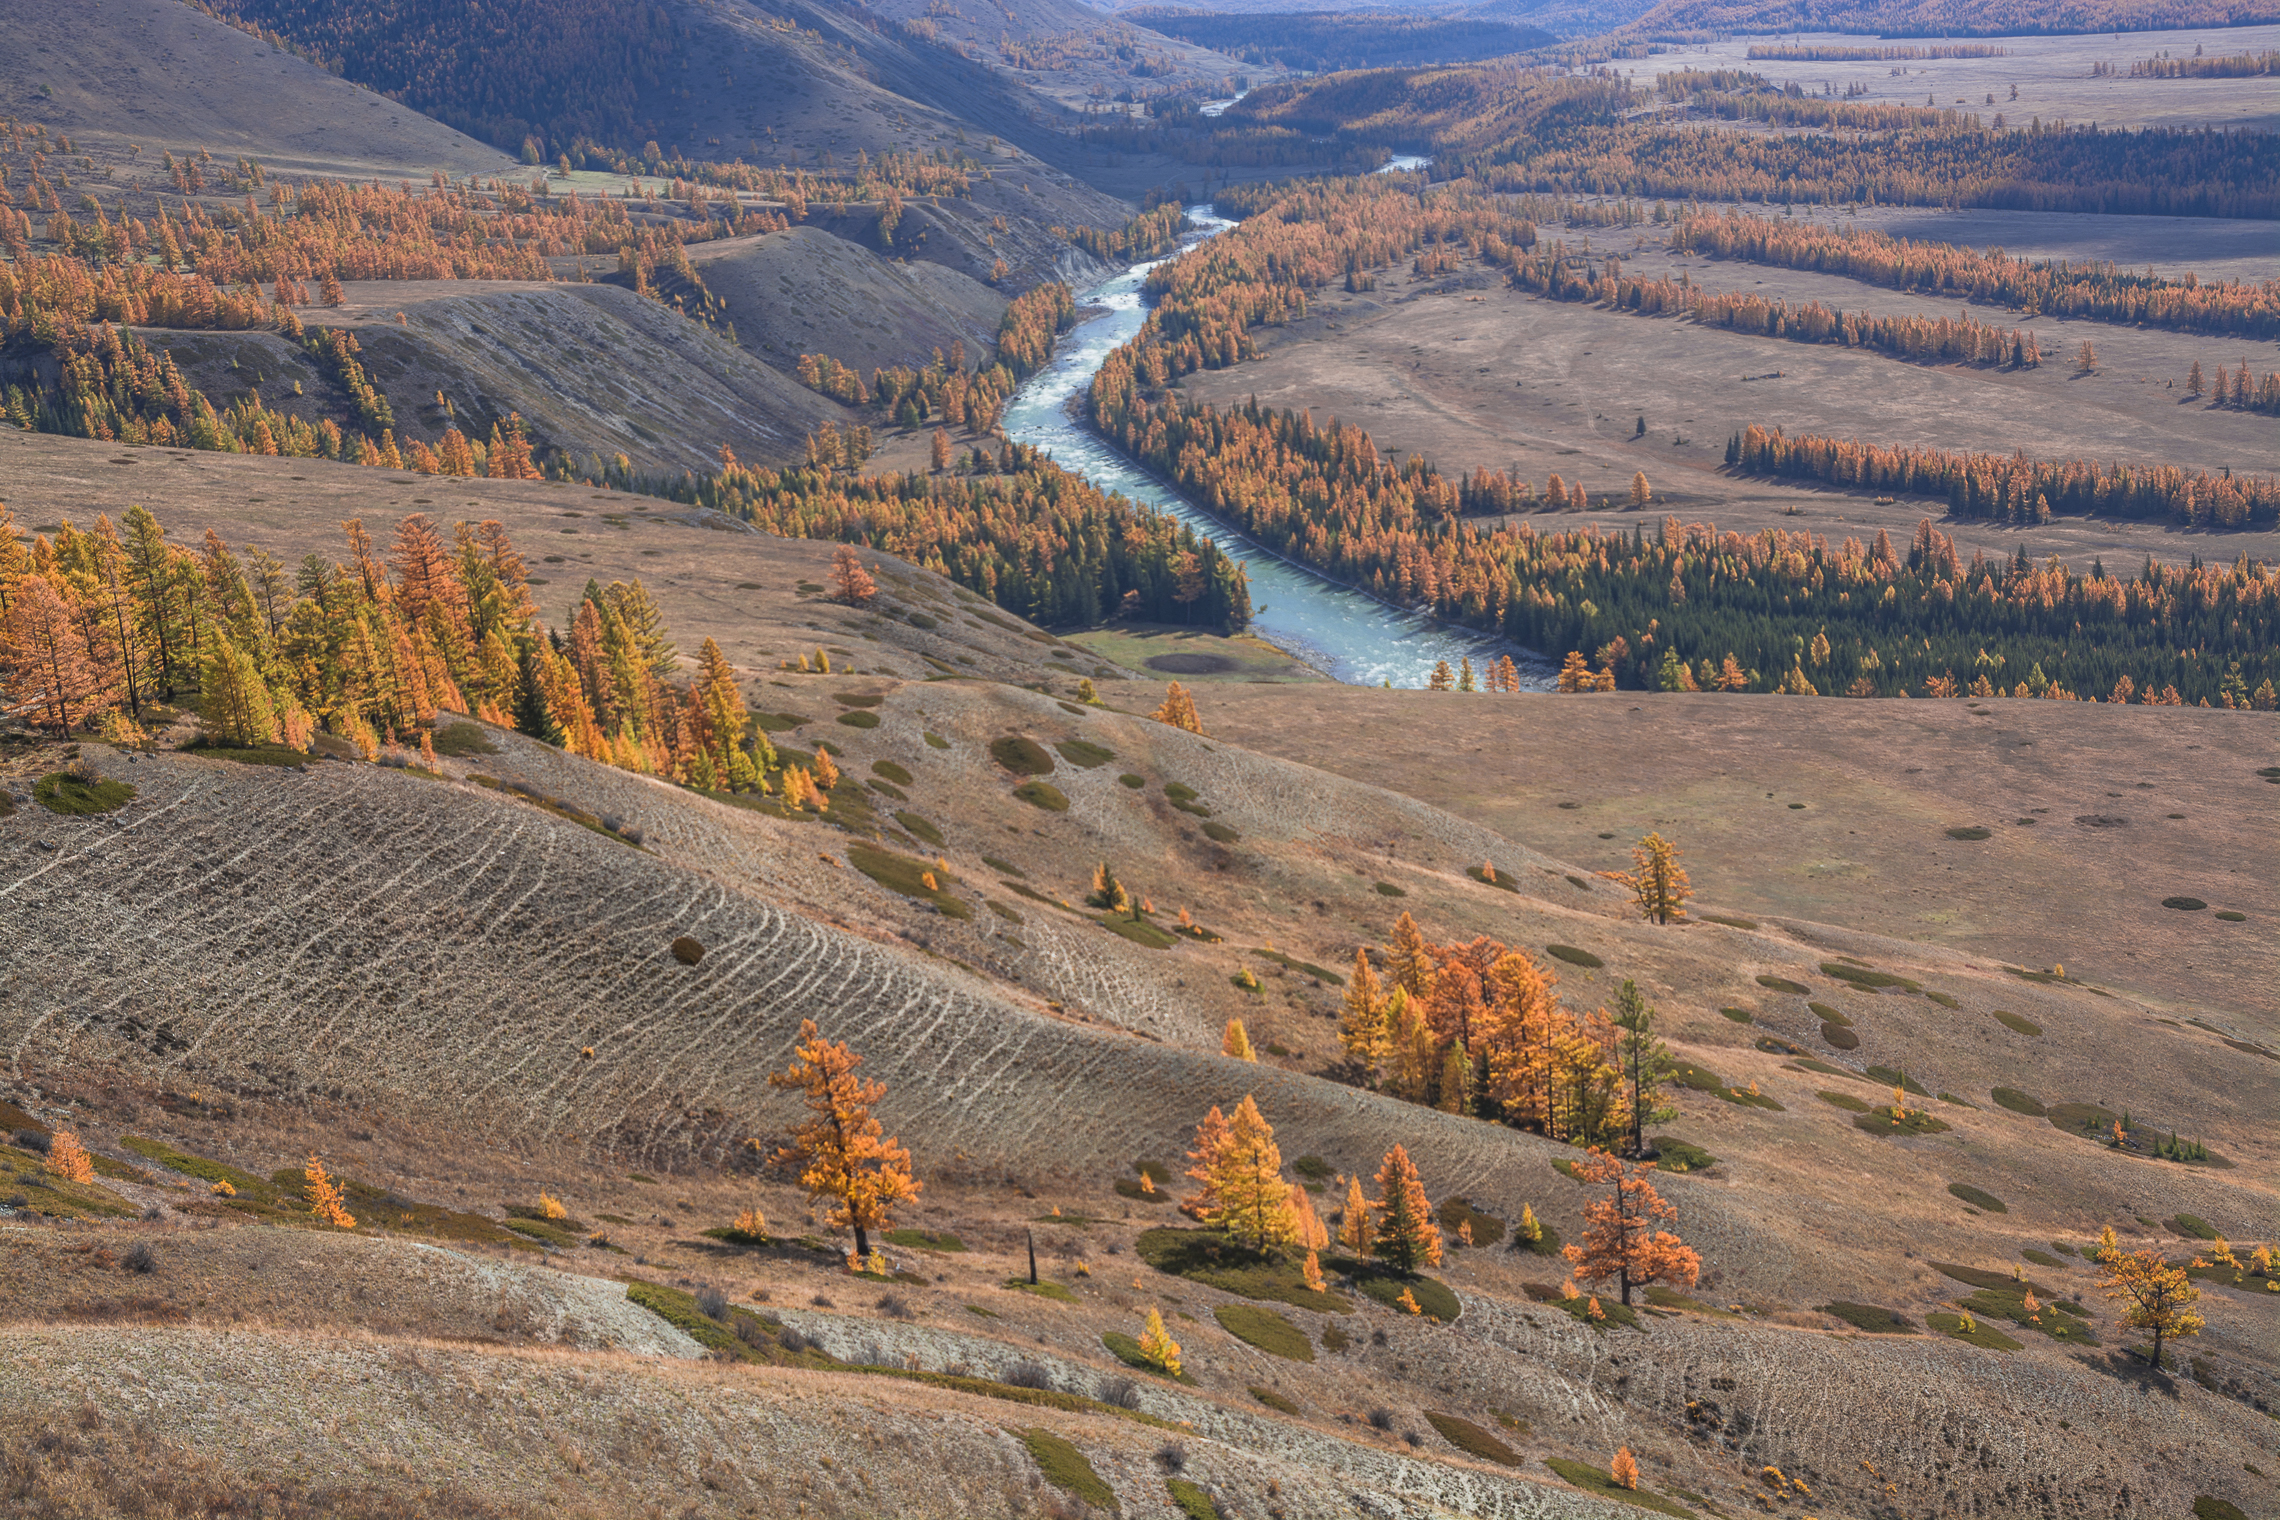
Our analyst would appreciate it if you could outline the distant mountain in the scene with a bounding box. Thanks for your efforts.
[1622,0,2280,37]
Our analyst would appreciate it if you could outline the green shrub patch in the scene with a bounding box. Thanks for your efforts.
[1864,1067,1930,1095]
[1755,975,1809,995]
[1853,1107,1952,1137]
[1822,1025,1860,1050]
[1101,915,1180,950]
[1992,1087,2046,1116]
[1544,1457,1693,1517]
[1674,1064,1785,1111]
[1468,864,1521,893]
[1013,781,1069,812]
[1251,948,1344,985]
[1200,819,1240,843]
[1425,1412,1519,1466]
[1137,1228,1350,1313]
[1002,1277,1080,1303]
[884,1228,964,1252]
[871,760,913,785]
[2021,1249,2063,1268]
[847,843,970,918]
[1102,1332,1195,1382]
[1055,739,1115,769]
[1698,914,1758,930]
[1821,962,1921,993]
[2169,1213,2218,1240]
[1545,944,1604,969]
[1647,1136,1717,1173]
[1373,881,1406,896]
[1992,1010,2043,1036]
[1249,1385,1300,1413]
[834,710,881,729]
[1214,1303,1312,1361]
[1817,1090,1872,1114]
[1808,1002,1848,1025]
[1339,1262,1460,1320]
[989,737,1054,775]
[1437,1196,1505,1247]
[429,722,500,756]
[1719,1007,1753,1024]
[1927,1310,2024,1351]
[2162,896,2208,911]
[1820,1301,1916,1333]
[894,811,944,846]
[35,772,136,816]
[1018,1428,1118,1513]
[1166,1478,1220,1520]
[1947,1183,2007,1213]
[1946,826,1992,841]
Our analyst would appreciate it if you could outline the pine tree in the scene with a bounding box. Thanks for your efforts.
[1623,832,1691,924]
[1222,1017,1256,1061]
[1611,980,1676,1157]
[1372,1143,1441,1273]
[766,1019,921,1261]
[1194,1095,1297,1253]
[1561,1150,1699,1306]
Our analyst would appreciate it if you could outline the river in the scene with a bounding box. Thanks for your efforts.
[1000,192,1540,689]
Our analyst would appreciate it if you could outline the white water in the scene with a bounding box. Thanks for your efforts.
[1000,200,1541,689]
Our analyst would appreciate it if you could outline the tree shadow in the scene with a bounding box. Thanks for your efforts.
[2075,1346,2180,1397]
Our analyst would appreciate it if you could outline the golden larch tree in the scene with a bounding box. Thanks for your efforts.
[1371,1144,1441,1273]
[44,1129,95,1185]
[1138,1307,1182,1376]
[1222,1017,1257,1062]
[1151,681,1204,734]
[1339,1174,1372,1260]
[1561,1150,1699,1306]
[2099,1246,2202,1369]
[1190,1094,1296,1253]
[1339,947,1388,1082]
[767,1019,920,1261]
[1623,832,1692,924]
[303,1155,356,1229]
[1611,1447,1640,1491]
[830,545,877,605]
[1181,1103,1236,1220]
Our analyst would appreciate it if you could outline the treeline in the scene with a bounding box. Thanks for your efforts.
[200,0,685,155]
[790,282,1075,430]
[1125,11,1551,73]
[667,447,1251,633]
[1744,43,2006,60]
[1671,210,2280,339]
[1729,423,2276,530]
[1227,63,2280,217]
[2127,49,2279,76]
[1627,0,2280,39]
[1059,202,1190,265]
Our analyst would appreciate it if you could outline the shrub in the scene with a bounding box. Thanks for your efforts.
[1056,739,1115,768]
[1647,1137,1717,1173]
[1853,1107,1952,1137]
[1947,1183,2007,1213]
[1820,962,1920,992]
[1755,975,1809,995]
[1017,1428,1118,1513]
[847,843,972,918]
[1374,881,1406,896]
[2161,896,2208,911]
[1166,1478,1218,1520]
[670,936,705,965]
[1437,1196,1505,1247]
[1014,781,1069,812]
[34,772,136,816]
[1544,1456,1693,1516]
[1368,1407,1395,1431]
[989,736,1055,775]
[1818,1090,1872,1113]
[894,811,945,846]
[1927,1310,2024,1351]
[1819,1301,1916,1333]
[122,1242,155,1274]
[1719,1007,1753,1024]
[1214,1303,1313,1361]
[835,710,881,728]
[1545,944,1603,969]
[1992,1087,2047,1115]
[1249,1384,1300,1414]
[1864,1066,1931,1095]
[1425,1411,1519,1466]
[694,1285,729,1320]
[1822,1026,1860,1050]
[883,1228,965,1252]
[1992,1010,2043,1036]
[1946,827,1992,840]
[1200,819,1240,843]
[1003,1361,1053,1390]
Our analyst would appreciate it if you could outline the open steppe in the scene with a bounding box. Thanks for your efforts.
[1176,223,2280,566]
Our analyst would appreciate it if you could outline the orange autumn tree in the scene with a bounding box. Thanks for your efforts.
[1621,832,1692,925]
[1562,1149,1700,1306]
[1372,1144,1442,1273]
[1183,1094,1296,1253]
[768,1019,920,1262]
[303,1155,356,1229]
[830,545,877,605]
[2099,1246,2203,1369]
[1151,681,1205,734]
[44,1129,95,1185]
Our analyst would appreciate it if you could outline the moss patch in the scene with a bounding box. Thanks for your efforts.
[871,759,913,785]
[834,710,881,729]
[1002,1277,1080,1304]
[1018,1428,1118,1513]
[1373,881,1406,896]
[1424,1411,1520,1466]
[1340,1263,1460,1320]
[34,772,136,815]
[1754,974,1809,995]
[1545,944,1603,969]
[1992,1087,2047,1116]
[1821,962,1921,993]
[1992,1010,2044,1036]
[1013,781,1069,812]
[1947,1183,2008,1213]
[989,736,1054,776]
[1214,1303,1313,1361]
[1946,826,1992,840]
[1818,1301,1916,1333]
[1544,1457,1694,1516]
[893,810,944,846]
[847,843,970,918]
[1808,1002,1849,1025]
[1718,1007,1753,1024]
[1822,1025,1860,1050]
[1818,1090,1873,1113]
